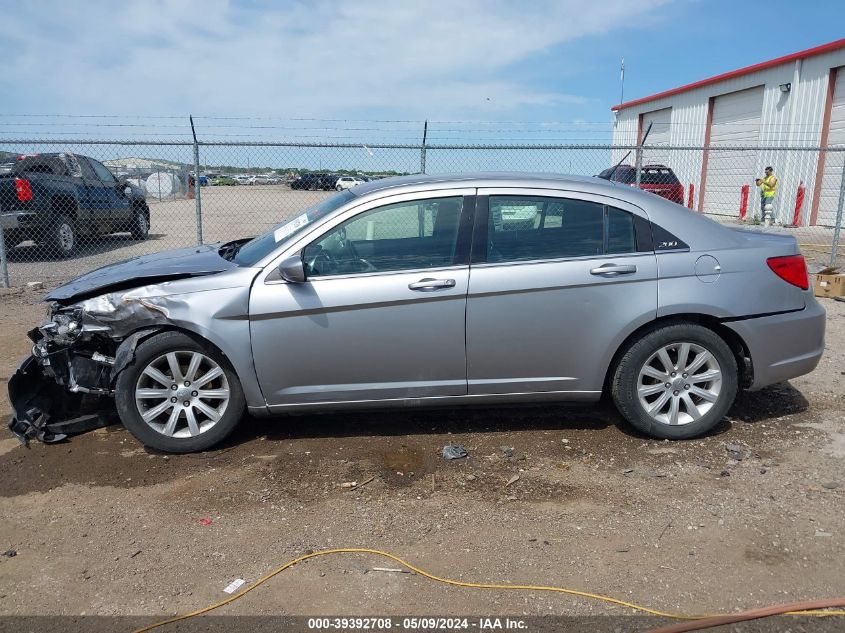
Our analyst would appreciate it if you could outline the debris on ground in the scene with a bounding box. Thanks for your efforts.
[198,518,213,526]
[372,567,410,573]
[822,482,840,490]
[555,462,570,471]
[341,476,375,491]
[442,444,468,460]
[815,530,833,538]
[501,446,514,458]
[725,443,744,461]
[223,578,246,594]
[2,549,17,558]
[505,474,520,487]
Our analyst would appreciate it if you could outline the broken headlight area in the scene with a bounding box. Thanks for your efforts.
[9,307,121,446]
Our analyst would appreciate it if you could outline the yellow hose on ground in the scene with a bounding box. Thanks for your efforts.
[130,547,845,633]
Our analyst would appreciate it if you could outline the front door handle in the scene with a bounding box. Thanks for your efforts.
[589,263,637,276]
[408,278,456,291]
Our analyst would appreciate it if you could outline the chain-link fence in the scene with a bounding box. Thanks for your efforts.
[0,137,843,288]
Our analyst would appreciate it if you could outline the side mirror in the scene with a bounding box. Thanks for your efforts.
[278,255,306,283]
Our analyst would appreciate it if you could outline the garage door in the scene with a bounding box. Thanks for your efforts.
[703,86,764,216]
[817,68,845,227]
[641,107,672,167]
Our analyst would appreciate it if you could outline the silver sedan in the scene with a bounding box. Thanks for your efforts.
[9,173,825,452]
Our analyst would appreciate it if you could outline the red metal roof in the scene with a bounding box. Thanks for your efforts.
[611,38,845,112]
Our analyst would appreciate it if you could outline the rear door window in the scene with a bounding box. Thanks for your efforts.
[487,196,604,262]
[486,196,641,262]
[78,157,99,180]
[88,158,117,184]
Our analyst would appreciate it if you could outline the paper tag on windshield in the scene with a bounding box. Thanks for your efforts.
[274,213,309,242]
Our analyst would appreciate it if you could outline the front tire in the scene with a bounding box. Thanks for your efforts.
[611,323,738,439]
[130,204,150,240]
[115,331,245,453]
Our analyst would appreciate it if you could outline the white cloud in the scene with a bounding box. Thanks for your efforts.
[0,0,671,119]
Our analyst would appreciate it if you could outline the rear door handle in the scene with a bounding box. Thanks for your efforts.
[408,278,456,291]
[589,263,637,276]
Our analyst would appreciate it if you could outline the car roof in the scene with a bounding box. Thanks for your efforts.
[349,172,618,197]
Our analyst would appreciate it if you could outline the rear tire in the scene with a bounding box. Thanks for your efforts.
[115,331,245,453]
[611,323,737,439]
[46,215,77,258]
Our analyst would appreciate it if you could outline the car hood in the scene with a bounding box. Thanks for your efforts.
[46,243,237,303]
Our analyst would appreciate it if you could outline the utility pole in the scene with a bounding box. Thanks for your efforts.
[620,58,625,105]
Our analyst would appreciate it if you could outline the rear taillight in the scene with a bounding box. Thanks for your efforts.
[767,255,809,290]
[14,177,33,202]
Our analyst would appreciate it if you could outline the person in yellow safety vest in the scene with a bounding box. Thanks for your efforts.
[755,166,778,224]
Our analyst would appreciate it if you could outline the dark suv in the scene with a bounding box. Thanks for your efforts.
[0,152,150,257]
[598,164,685,205]
[290,173,342,191]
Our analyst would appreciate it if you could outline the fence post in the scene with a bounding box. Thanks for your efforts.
[0,220,9,288]
[420,120,428,175]
[634,142,642,187]
[190,115,203,245]
[831,154,845,267]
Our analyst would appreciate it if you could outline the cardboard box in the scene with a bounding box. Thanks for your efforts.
[813,267,845,298]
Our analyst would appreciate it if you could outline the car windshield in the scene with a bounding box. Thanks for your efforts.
[231,189,356,266]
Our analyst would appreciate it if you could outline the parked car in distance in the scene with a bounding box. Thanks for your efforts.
[0,152,150,257]
[211,175,237,186]
[290,173,326,190]
[335,176,366,191]
[247,175,272,185]
[234,175,251,186]
[9,173,825,453]
[598,164,685,205]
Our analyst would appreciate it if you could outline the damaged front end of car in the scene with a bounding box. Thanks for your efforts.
[8,290,177,446]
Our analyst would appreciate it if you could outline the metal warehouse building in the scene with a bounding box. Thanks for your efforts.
[611,39,845,227]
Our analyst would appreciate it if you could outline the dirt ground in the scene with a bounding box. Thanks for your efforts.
[0,287,844,630]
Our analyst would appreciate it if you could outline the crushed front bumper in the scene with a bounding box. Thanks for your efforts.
[7,355,116,446]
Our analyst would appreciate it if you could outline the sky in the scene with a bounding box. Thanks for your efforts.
[0,0,843,167]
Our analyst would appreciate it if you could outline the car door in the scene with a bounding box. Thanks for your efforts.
[466,188,658,397]
[73,156,107,227]
[249,189,475,407]
[88,157,132,224]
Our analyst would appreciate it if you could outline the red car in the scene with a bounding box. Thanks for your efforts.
[598,164,685,205]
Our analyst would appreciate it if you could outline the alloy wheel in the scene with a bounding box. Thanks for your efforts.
[58,223,75,252]
[636,342,723,426]
[134,351,231,438]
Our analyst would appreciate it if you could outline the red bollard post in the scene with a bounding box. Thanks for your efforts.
[739,184,749,220]
[687,183,695,210]
[792,181,805,227]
